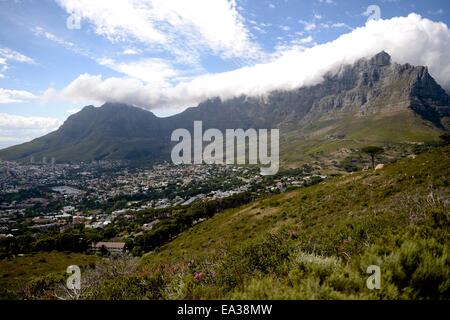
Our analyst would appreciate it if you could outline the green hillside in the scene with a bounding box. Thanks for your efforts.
[281,109,444,169]
[0,252,98,299]
[2,145,448,299]
[135,145,449,299]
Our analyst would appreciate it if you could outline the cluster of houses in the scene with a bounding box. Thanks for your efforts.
[1,158,327,240]
[91,241,126,255]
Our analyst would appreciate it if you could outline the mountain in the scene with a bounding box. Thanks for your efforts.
[0,51,449,164]
[0,103,169,162]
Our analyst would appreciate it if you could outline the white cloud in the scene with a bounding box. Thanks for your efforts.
[33,26,196,86]
[32,26,93,59]
[0,59,6,78]
[40,87,58,104]
[252,25,267,34]
[55,0,263,62]
[0,113,61,149]
[298,36,314,44]
[0,113,60,130]
[122,48,141,55]
[61,74,162,106]
[305,23,316,31]
[59,14,450,111]
[0,47,35,78]
[299,20,317,31]
[428,9,444,15]
[0,88,37,104]
[331,22,352,29]
[318,0,336,4]
[0,48,35,64]
[319,22,352,30]
[98,58,180,87]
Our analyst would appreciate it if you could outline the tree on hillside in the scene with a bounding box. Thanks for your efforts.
[361,146,384,169]
[439,133,450,145]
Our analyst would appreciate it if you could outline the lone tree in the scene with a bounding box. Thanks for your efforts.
[439,133,450,145]
[361,146,384,169]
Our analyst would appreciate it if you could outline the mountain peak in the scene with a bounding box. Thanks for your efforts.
[371,50,391,66]
[80,105,95,112]
[102,102,135,109]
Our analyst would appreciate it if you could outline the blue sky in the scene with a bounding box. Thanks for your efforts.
[0,0,450,148]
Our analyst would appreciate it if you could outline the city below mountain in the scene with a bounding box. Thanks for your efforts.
[2,0,450,303]
[0,51,449,165]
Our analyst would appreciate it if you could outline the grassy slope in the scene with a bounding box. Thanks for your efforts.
[145,146,449,266]
[1,146,448,299]
[138,146,449,299]
[280,110,443,168]
[0,252,98,298]
[0,147,450,299]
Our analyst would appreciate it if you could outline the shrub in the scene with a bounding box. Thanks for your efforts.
[21,273,65,300]
[92,273,164,300]
[215,234,290,291]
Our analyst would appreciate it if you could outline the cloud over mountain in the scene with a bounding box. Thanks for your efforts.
[60,14,450,111]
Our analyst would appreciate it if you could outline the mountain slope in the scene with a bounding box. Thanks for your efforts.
[0,103,169,162]
[135,145,450,299]
[0,52,448,163]
[143,145,450,265]
[3,145,448,299]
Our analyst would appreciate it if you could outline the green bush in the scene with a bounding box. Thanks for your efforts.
[361,238,450,300]
[91,273,164,300]
[215,234,289,291]
[22,273,65,299]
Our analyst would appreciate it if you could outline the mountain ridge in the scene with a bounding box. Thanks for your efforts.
[1,51,449,163]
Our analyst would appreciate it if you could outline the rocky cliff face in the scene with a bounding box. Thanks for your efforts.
[408,65,450,128]
[0,52,448,162]
[184,51,450,130]
[301,51,449,127]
